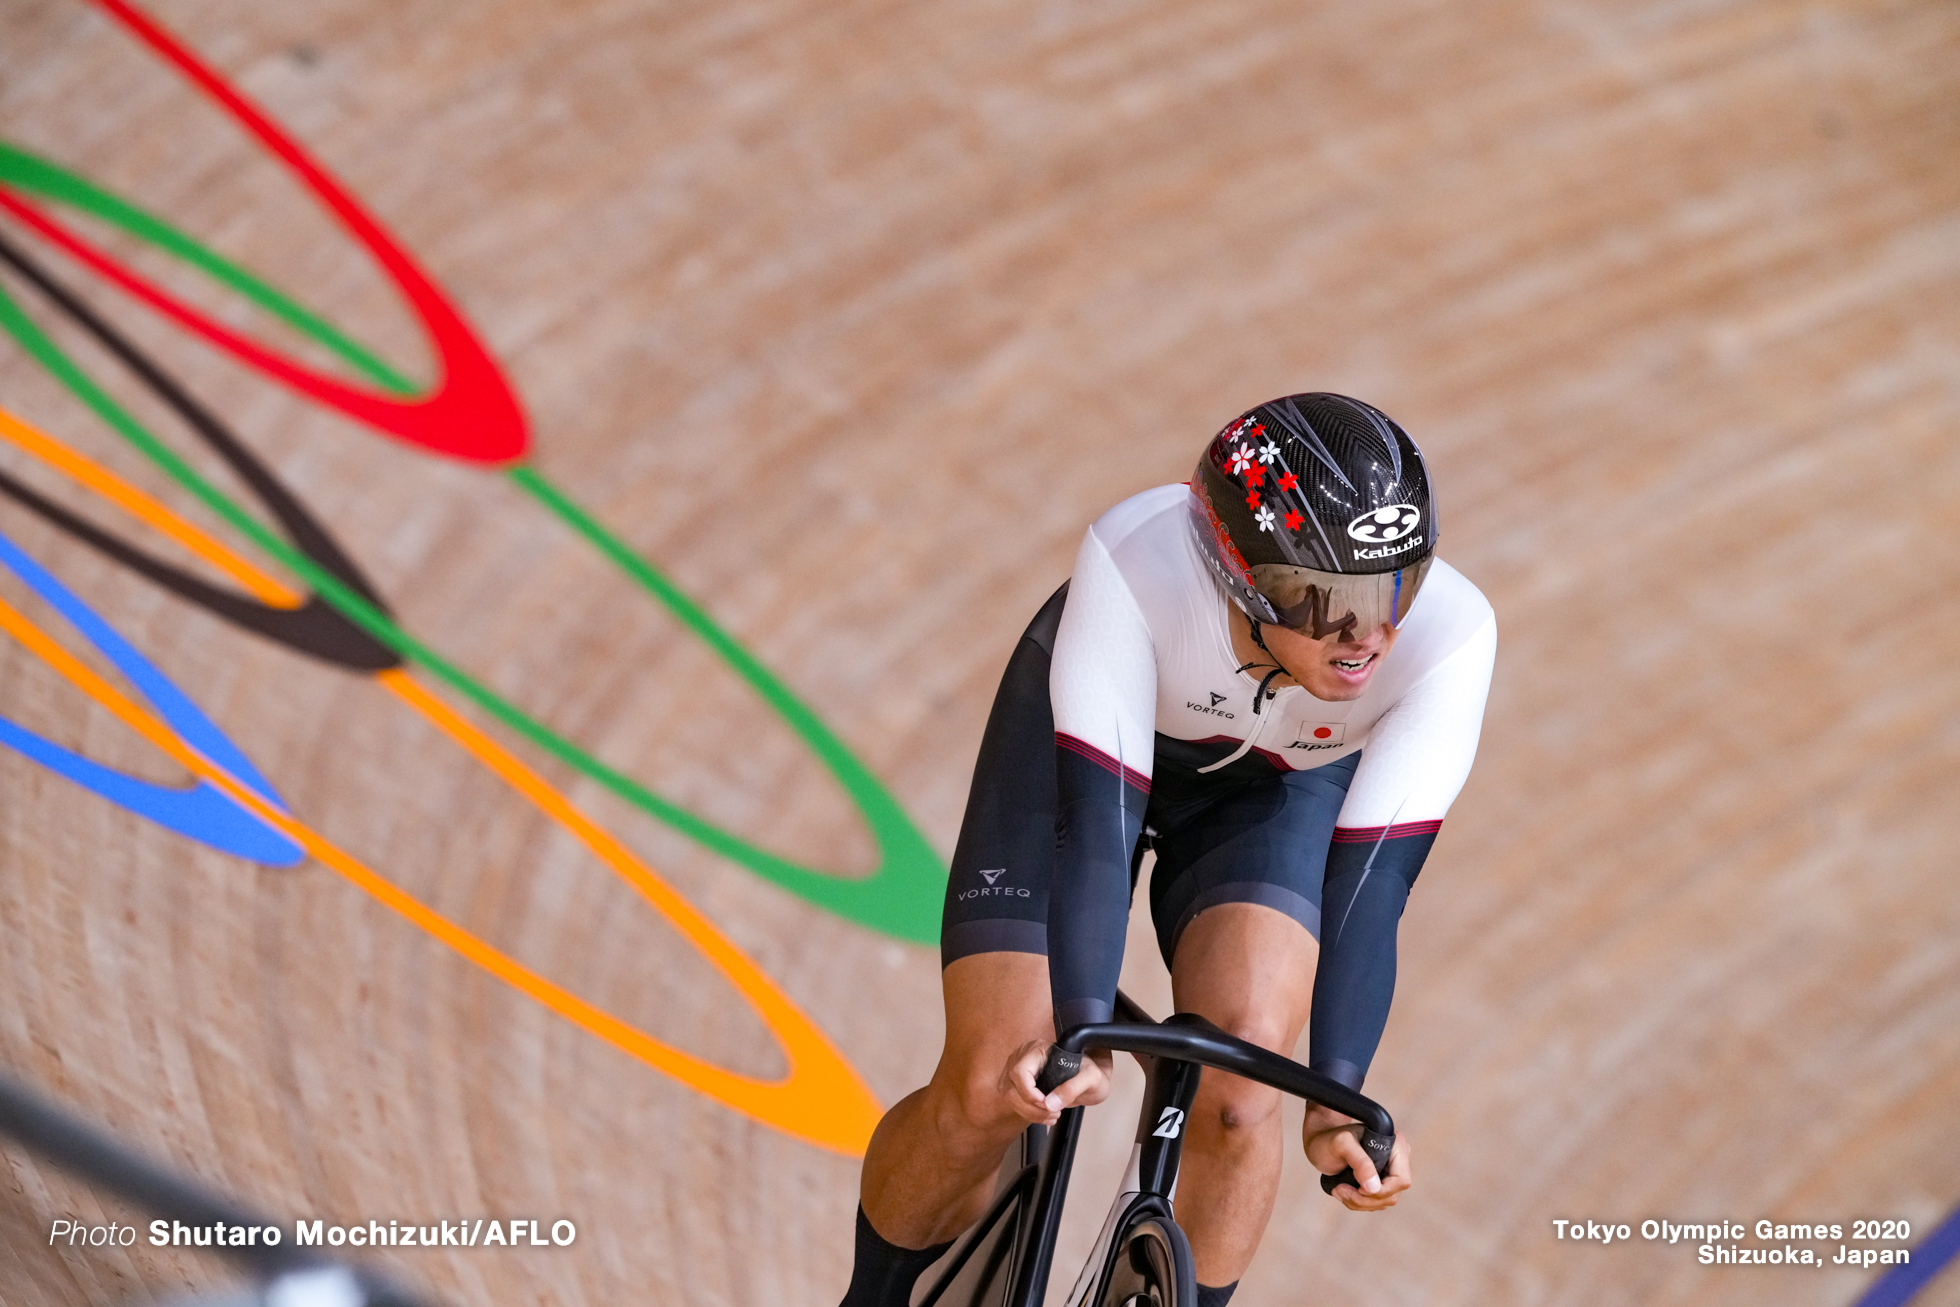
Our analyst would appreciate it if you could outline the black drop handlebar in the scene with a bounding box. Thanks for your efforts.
[1035,1019,1394,1199]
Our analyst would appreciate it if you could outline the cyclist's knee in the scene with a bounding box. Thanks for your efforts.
[927,1048,1027,1149]
[1203,1075,1283,1135]
[1191,1014,1291,1136]
[946,1067,1001,1134]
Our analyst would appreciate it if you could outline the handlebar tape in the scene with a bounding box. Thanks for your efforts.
[1035,1044,1081,1096]
[1319,1127,1395,1197]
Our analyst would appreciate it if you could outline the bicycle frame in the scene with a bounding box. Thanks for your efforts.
[913,996,1394,1307]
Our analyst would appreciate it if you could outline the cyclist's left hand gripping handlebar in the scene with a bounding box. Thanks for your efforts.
[1319,1127,1396,1197]
[1035,1044,1081,1096]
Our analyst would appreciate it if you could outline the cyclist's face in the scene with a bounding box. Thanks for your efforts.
[1256,616,1400,702]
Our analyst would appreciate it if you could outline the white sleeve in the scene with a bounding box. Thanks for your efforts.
[1337,613,1496,827]
[1050,524,1158,783]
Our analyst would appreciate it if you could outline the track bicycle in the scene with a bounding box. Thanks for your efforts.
[910,991,1396,1307]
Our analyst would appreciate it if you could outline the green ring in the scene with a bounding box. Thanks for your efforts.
[0,140,946,942]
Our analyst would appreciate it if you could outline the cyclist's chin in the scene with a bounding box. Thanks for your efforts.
[1300,657,1380,701]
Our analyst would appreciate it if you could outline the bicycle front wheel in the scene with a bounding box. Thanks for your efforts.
[1096,1210,1195,1307]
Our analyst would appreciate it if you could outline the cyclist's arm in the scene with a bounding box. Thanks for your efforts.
[1046,525,1156,1035]
[1309,615,1495,1089]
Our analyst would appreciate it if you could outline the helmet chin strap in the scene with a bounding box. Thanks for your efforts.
[1239,617,1288,715]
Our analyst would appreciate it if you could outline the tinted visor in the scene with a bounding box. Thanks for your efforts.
[1246,558,1433,637]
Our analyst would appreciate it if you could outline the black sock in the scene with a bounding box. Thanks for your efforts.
[1197,1281,1239,1307]
[839,1205,954,1307]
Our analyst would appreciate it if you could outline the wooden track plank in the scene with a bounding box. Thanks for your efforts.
[1,1,1955,1303]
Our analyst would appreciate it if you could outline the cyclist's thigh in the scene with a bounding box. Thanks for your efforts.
[1169,903,1316,1051]
[1146,753,1360,971]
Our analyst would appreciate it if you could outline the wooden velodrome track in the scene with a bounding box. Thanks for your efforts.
[0,0,1955,1303]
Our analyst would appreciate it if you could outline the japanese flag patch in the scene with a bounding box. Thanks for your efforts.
[1291,723,1346,749]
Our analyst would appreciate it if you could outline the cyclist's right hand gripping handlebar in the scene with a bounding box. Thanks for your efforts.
[1319,1127,1396,1197]
[1034,1044,1081,1096]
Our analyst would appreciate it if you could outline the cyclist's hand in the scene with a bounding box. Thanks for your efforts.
[1001,1040,1112,1125]
[1303,1105,1412,1211]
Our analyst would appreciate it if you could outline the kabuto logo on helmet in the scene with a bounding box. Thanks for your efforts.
[1346,505,1422,544]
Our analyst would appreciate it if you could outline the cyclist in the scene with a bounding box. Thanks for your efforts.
[841,394,1495,1307]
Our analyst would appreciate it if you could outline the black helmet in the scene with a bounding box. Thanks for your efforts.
[1189,393,1436,638]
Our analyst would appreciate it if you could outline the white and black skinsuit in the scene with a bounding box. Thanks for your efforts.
[940,483,1494,1090]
